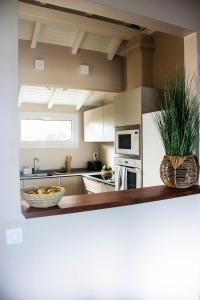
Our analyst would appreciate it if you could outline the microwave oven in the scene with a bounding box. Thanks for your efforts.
[115,125,140,156]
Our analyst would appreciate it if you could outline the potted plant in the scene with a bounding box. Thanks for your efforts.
[155,71,199,188]
[101,164,112,177]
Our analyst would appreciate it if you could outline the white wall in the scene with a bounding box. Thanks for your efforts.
[1,195,200,300]
[86,0,199,32]
[1,1,200,300]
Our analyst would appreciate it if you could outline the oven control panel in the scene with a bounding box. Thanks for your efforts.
[115,157,141,169]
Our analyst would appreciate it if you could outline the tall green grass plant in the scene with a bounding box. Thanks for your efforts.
[155,71,199,156]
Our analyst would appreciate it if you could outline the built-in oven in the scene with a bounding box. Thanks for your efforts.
[115,125,140,157]
[115,157,142,190]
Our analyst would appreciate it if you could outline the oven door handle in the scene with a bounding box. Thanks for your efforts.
[126,167,141,173]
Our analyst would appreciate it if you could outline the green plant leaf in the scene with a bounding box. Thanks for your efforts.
[154,70,199,156]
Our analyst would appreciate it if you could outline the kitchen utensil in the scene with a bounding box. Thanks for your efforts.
[65,155,72,172]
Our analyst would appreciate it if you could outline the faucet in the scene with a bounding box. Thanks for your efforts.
[33,157,39,174]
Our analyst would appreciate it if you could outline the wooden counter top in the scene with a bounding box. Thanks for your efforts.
[21,185,200,219]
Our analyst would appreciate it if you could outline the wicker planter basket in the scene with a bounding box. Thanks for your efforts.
[160,155,199,188]
[23,186,65,208]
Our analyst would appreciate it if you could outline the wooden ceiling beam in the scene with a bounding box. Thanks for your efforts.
[107,38,122,60]
[47,88,57,109]
[19,2,138,40]
[31,21,42,48]
[76,91,93,111]
[71,30,85,55]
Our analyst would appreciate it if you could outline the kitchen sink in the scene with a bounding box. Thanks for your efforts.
[33,173,49,177]
[23,172,48,177]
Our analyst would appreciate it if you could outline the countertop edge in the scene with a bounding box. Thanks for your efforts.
[21,185,200,219]
[21,171,115,186]
[20,170,101,180]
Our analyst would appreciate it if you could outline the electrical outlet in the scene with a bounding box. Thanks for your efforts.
[6,228,23,245]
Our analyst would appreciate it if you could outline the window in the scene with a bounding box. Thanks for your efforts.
[20,112,79,148]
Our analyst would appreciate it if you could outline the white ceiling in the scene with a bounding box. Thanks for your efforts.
[18,2,141,108]
[19,2,142,59]
[18,85,117,110]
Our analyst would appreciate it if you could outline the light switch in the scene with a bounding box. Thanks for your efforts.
[6,228,23,245]
[80,64,89,75]
[35,59,45,70]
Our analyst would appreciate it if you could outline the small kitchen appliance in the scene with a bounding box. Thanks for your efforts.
[115,125,140,157]
[87,160,102,171]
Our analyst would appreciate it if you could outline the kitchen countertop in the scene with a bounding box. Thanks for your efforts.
[21,185,200,219]
[20,168,101,180]
[20,168,115,187]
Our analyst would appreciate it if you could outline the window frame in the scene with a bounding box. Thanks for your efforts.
[19,112,79,149]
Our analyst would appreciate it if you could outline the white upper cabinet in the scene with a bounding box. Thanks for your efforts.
[92,106,104,142]
[103,103,114,141]
[84,106,104,142]
[84,109,94,142]
[84,104,114,142]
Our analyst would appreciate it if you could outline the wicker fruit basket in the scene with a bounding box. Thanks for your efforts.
[23,186,65,208]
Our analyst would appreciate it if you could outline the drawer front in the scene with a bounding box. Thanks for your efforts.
[83,177,103,193]
[103,184,115,192]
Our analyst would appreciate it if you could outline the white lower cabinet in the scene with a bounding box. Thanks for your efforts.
[23,177,60,189]
[21,175,114,195]
[83,177,103,193]
[83,177,115,193]
[102,183,115,192]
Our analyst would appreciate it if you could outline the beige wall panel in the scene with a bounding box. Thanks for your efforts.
[19,40,124,92]
[142,47,154,87]
[141,87,159,114]
[98,142,114,169]
[153,32,184,88]
[114,88,142,126]
[126,48,142,90]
